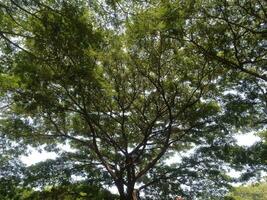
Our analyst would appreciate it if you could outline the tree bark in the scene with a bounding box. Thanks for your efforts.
[126,187,139,200]
[132,189,139,200]
[115,180,126,200]
[116,184,139,200]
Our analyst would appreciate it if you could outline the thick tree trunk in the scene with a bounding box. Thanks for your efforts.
[126,188,139,200]
[116,183,139,200]
[132,189,139,200]
[115,180,126,200]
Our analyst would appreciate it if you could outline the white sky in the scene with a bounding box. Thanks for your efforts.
[234,132,261,146]
[21,132,261,166]
[20,148,58,166]
[20,143,75,166]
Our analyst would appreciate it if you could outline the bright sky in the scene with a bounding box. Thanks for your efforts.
[234,131,261,146]
[21,132,261,166]
[20,143,75,166]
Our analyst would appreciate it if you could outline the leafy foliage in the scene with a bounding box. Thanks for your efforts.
[0,0,266,199]
[225,181,267,200]
[19,182,118,200]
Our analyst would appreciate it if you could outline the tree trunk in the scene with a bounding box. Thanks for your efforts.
[116,178,139,200]
[117,186,139,200]
[132,189,139,200]
[126,188,139,200]
[115,180,126,200]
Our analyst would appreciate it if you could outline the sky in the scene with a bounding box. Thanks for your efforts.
[21,132,261,166]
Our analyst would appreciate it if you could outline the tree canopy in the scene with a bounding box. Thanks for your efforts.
[0,0,266,199]
[225,181,267,200]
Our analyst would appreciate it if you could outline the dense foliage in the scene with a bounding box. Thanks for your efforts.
[225,181,267,200]
[0,0,266,199]
[0,180,118,200]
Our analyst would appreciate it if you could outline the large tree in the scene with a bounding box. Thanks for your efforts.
[0,0,266,199]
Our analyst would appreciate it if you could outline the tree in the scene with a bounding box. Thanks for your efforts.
[225,181,267,200]
[0,123,26,200]
[16,181,118,200]
[0,0,266,199]
[0,179,119,200]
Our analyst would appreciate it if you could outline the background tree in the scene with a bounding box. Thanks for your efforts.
[225,181,267,200]
[0,0,266,199]
[0,117,26,200]
[15,181,118,200]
